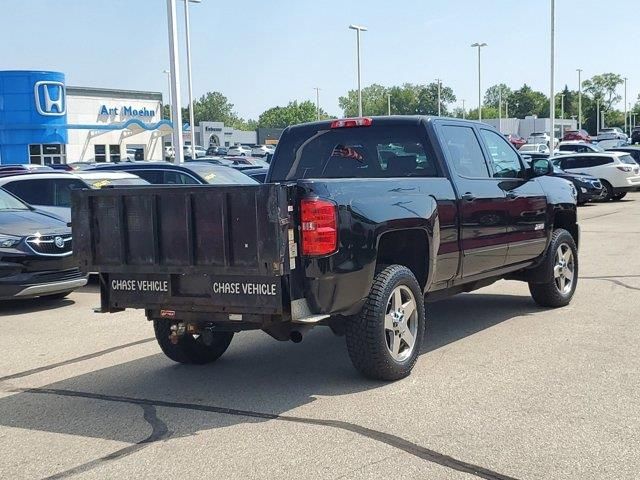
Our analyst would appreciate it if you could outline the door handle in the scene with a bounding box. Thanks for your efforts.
[461,193,476,201]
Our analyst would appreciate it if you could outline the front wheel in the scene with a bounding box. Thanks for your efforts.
[345,265,425,381]
[598,180,613,201]
[528,228,578,308]
[153,320,233,365]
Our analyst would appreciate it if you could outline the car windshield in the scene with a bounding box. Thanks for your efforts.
[183,164,258,184]
[0,188,29,210]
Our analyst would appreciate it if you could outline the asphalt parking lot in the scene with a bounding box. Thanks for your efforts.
[0,193,638,480]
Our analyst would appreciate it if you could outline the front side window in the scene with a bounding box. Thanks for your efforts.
[2,178,86,207]
[163,171,199,185]
[440,125,489,178]
[480,129,524,178]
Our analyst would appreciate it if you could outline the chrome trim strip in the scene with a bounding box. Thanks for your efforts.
[14,278,88,297]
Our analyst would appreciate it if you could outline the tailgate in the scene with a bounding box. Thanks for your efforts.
[72,184,292,314]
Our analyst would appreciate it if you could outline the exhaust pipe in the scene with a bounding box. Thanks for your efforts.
[289,331,303,343]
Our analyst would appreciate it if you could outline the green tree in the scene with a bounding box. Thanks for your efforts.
[509,84,548,118]
[582,73,623,110]
[484,84,513,110]
[257,100,330,128]
[339,82,456,117]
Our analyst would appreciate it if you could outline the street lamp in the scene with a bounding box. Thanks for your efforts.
[498,85,502,132]
[577,68,583,130]
[348,24,367,117]
[166,0,184,163]
[560,93,564,120]
[471,42,487,121]
[462,99,466,119]
[549,0,555,146]
[436,78,442,116]
[163,70,172,123]
[387,93,391,116]
[596,98,601,134]
[624,77,628,136]
[183,0,201,158]
[314,87,321,120]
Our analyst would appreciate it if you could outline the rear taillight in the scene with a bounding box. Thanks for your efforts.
[616,166,633,172]
[330,117,373,129]
[300,198,337,256]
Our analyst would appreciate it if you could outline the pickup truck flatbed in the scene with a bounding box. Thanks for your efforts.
[73,116,579,380]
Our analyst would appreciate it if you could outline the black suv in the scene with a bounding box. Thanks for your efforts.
[0,188,87,300]
[631,127,640,145]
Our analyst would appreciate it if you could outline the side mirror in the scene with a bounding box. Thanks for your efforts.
[531,158,553,177]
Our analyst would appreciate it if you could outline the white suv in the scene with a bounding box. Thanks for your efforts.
[251,145,275,157]
[227,145,253,157]
[552,152,640,201]
[597,127,628,141]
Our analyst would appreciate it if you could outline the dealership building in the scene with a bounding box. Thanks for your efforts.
[0,70,170,165]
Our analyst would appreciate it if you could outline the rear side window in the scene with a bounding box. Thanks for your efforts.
[619,155,637,165]
[270,124,439,180]
[133,170,163,184]
[3,178,86,207]
[589,157,614,167]
[440,125,489,178]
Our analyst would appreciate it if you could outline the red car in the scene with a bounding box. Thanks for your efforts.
[504,133,526,149]
[562,129,592,142]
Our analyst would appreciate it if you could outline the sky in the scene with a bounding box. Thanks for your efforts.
[2,0,638,121]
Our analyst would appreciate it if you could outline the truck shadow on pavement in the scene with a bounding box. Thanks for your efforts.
[0,296,75,315]
[0,292,545,451]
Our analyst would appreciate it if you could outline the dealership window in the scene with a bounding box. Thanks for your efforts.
[28,144,66,165]
[94,145,107,162]
[109,145,121,163]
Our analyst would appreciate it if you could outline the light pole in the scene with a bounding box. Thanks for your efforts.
[183,0,201,158]
[387,93,391,116]
[549,0,555,146]
[560,93,564,120]
[624,77,628,135]
[471,42,487,121]
[163,70,172,123]
[349,24,367,117]
[314,87,321,120]
[505,100,509,118]
[166,0,184,163]
[596,98,601,134]
[436,78,442,116]
[462,99,466,119]
[577,68,583,130]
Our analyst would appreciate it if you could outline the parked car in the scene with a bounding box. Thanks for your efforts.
[555,141,604,155]
[184,145,207,159]
[206,146,228,156]
[519,143,550,154]
[73,116,579,381]
[562,129,592,142]
[524,158,602,205]
[596,139,629,151]
[185,156,237,167]
[73,171,151,189]
[0,172,89,222]
[164,146,175,160]
[630,127,640,145]
[606,146,640,164]
[597,127,627,141]
[240,166,269,183]
[87,162,258,186]
[227,145,253,157]
[504,133,526,149]
[552,152,640,201]
[0,188,87,300]
[0,164,53,175]
[527,131,551,145]
[251,145,276,157]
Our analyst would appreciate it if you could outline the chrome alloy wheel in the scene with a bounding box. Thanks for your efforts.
[554,243,575,295]
[384,285,418,361]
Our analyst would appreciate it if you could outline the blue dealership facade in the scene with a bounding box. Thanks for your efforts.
[0,70,170,164]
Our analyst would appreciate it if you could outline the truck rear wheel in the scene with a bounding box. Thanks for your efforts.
[528,228,578,308]
[153,320,233,365]
[345,265,425,381]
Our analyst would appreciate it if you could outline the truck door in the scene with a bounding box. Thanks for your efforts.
[477,128,547,265]
[439,124,508,277]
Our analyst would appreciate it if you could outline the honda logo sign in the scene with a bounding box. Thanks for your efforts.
[34,81,66,116]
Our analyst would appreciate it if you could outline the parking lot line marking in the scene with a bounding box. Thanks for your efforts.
[14,387,520,480]
[0,338,155,382]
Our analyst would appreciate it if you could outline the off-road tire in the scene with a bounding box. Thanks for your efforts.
[528,228,578,308]
[153,320,233,364]
[345,265,425,381]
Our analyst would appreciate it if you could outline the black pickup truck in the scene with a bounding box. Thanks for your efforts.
[72,116,579,380]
